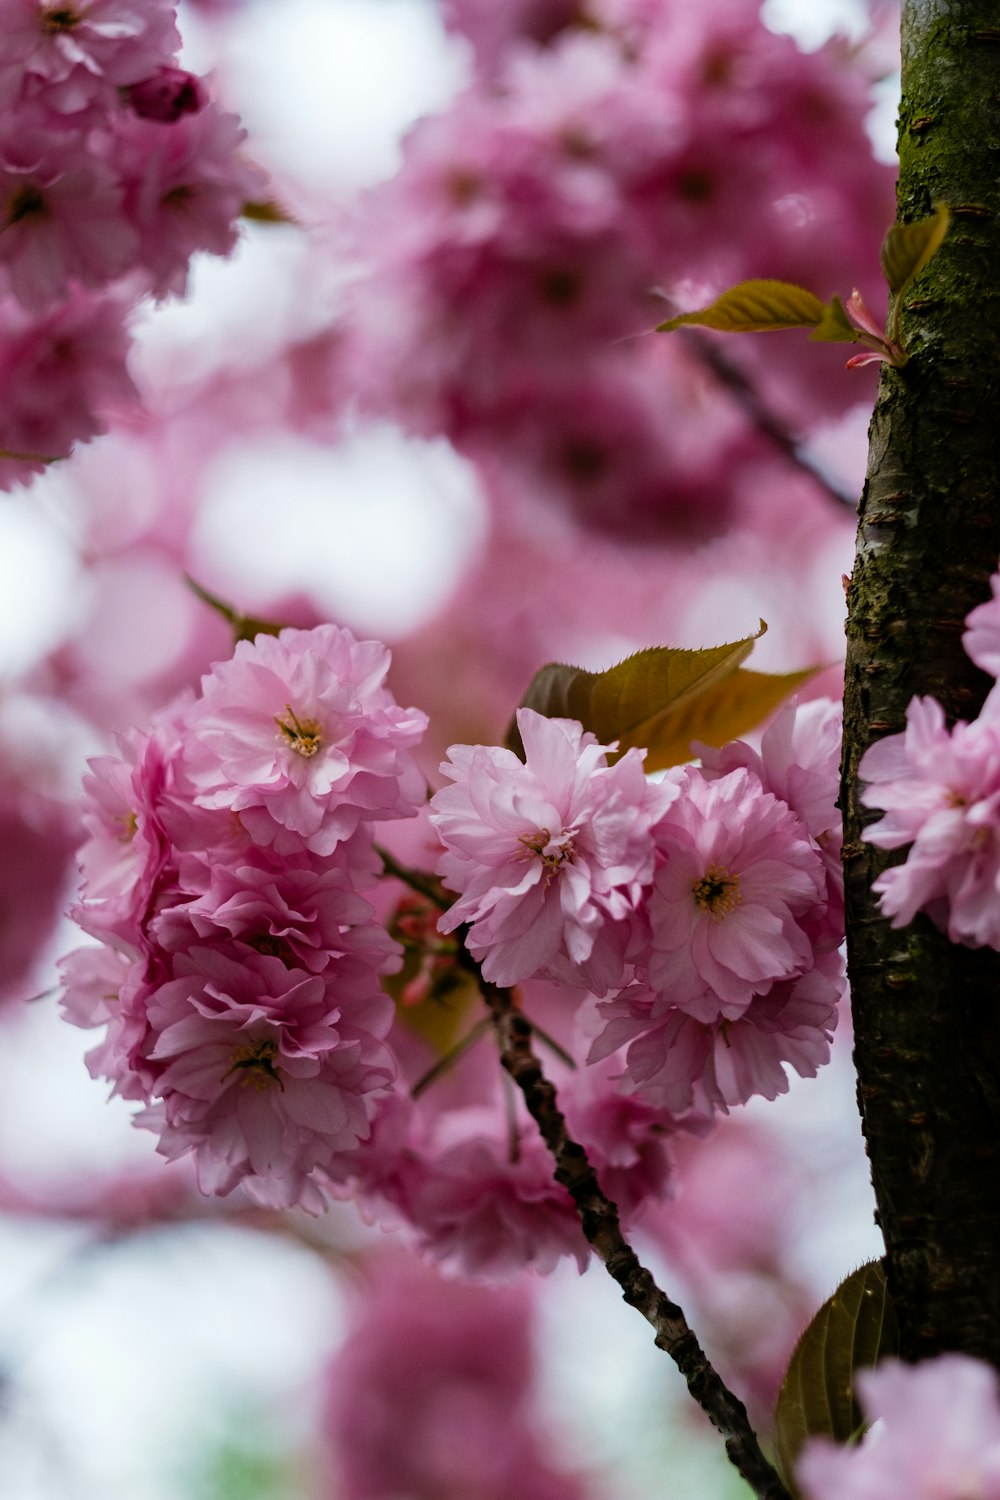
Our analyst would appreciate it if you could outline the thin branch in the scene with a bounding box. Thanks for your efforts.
[680,327,858,512]
[410,1016,492,1098]
[375,845,450,909]
[482,978,790,1500]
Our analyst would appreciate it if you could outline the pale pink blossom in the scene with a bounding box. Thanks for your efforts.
[798,1356,1000,1500]
[151,841,399,975]
[74,722,176,949]
[644,766,827,1020]
[697,697,844,949]
[860,695,1000,947]
[964,568,1000,680]
[182,624,428,857]
[430,706,674,991]
[590,951,842,1115]
[59,942,159,1102]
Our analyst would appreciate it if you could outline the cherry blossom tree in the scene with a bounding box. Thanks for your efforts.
[2,0,1000,1496]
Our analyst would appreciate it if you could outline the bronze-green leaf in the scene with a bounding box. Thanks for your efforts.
[773,1261,899,1494]
[880,203,950,298]
[506,625,773,762]
[242,197,298,226]
[641,664,817,772]
[810,295,864,345]
[657,280,827,335]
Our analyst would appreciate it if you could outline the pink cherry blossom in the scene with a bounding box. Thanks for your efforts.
[0,0,180,114]
[0,287,136,488]
[964,567,1000,680]
[430,706,674,991]
[390,1104,589,1279]
[644,765,827,1021]
[151,840,399,976]
[114,102,265,297]
[74,721,178,949]
[182,624,428,857]
[697,696,844,950]
[138,943,397,1210]
[860,694,1000,947]
[0,128,138,308]
[798,1356,1000,1500]
[589,950,842,1115]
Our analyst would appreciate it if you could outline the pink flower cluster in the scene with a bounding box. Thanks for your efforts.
[430,701,844,1122]
[344,0,894,538]
[798,1355,1000,1500]
[60,624,428,1211]
[0,0,264,488]
[861,566,1000,948]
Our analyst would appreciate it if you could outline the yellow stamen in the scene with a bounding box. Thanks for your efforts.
[517,827,577,885]
[692,864,741,921]
[224,1037,284,1092]
[275,704,322,758]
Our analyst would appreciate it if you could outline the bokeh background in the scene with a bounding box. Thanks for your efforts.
[0,1,895,1494]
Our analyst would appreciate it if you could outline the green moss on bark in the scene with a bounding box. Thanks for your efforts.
[843,2,1000,1364]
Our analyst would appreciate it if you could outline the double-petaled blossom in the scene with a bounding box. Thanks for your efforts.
[62,624,427,1210]
[860,694,1000,948]
[587,951,841,1116]
[138,942,397,1211]
[798,1356,1000,1500]
[697,697,844,951]
[430,706,674,991]
[642,765,827,1022]
[182,624,428,856]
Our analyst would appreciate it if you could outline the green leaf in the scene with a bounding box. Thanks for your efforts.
[657,280,827,335]
[643,664,817,772]
[506,624,799,766]
[880,204,950,297]
[810,295,864,345]
[773,1262,899,1494]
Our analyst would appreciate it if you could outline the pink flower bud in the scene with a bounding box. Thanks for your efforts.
[128,67,206,124]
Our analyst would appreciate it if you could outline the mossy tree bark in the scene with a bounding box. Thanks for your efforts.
[842,1,1000,1364]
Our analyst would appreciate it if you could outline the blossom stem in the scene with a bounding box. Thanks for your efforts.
[482,977,790,1500]
[374,847,450,909]
[680,327,857,511]
[410,1017,492,1098]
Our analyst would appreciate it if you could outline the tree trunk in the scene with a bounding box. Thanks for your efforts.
[842,0,1000,1366]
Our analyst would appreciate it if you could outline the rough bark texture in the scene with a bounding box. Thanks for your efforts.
[842,1,1000,1365]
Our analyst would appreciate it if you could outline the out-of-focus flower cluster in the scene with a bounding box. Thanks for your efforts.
[861,563,1000,949]
[0,0,264,490]
[323,1253,593,1500]
[798,1355,1000,1500]
[343,0,894,541]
